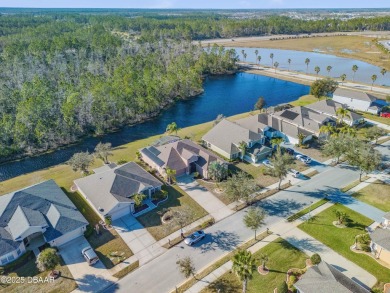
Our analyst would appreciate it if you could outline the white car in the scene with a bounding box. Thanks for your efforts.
[184,230,205,246]
[288,169,300,178]
[262,159,274,169]
[295,154,312,164]
[82,246,99,265]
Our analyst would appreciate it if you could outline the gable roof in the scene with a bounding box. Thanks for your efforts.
[370,228,390,251]
[294,262,369,293]
[74,162,163,216]
[236,113,271,133]
[0,180,88,255]
[333,88,377,102]
[202,119,263,155]
[306,99,363,123]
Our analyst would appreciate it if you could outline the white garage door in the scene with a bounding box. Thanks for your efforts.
[111,205,132,220]
[52,226,86,247]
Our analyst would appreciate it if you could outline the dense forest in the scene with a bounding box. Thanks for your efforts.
[0,11,389,158]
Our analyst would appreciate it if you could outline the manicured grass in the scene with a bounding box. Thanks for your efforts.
[289,95,326,107]
[287,198,329,222]
[353,180,390,212]
[299,204,390,290]
[4,256,77,293]
[358,111,390,126]
[340,176,370,193]
[66,190,133,269]
[232,162,278,187]
[112,260,139,279]
[202,238,308,293]
[137,185,208,241]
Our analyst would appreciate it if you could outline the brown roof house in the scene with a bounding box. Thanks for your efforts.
[140,139,227,179]
[202,119,272,163]
[332,88,386,114]
[74,162,163,220]
[370,213,390,266]
[294,261,370,293]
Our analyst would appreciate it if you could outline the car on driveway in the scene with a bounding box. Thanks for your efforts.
[82,246,99,265]
[380,112,390,118]
[295,154,312,164]
[184,230,205,246]
[288,169,301,178]
[262,159,274,168]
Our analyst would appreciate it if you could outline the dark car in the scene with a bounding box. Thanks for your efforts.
[285,148,295,155]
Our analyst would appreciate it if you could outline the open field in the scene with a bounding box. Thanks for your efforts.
[289,94,326,107]
[201,238,307,293]
[137,185,208,241]
[215,35,390,70]
[3,255,77,293]
[299,204,389,290]
[353,180,390,212]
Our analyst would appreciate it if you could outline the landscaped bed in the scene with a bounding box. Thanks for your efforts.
[201,238,307,293]
[2,254,77,293]
[352,180,390,212]
[299,204,390,290]
[137,185,208,241]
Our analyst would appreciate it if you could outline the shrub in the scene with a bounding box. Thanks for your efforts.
[133,193,146,207]
[288,275,297,287]
[104,216,112,226]
[310,253,322,265]
[360,244,371,252]
[117,159,128,165]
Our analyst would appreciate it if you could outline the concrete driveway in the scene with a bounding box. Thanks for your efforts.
[59,236,117,293]
[113,215,166,265]
[177,175,234,222]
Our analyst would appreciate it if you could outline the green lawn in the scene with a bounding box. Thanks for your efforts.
[287,198,329,222]
[358,111,390,126]
[299,204,390,290]
[289,95,326,107]
[353,180,390,212]
[66,190,133,269]
[202,238,307,293]
[3,255,77,293]
[137,185,208,240]
[232,162,278,188]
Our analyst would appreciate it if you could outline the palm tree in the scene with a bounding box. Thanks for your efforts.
[257,55,261,65]
[166,122,180,135]
[319,124,336,140]
[336,107,350,125]
[371,74,377,90]
[314,66,320,78]
[340,74,347,85]
[165,167,176,184]
[352,65,358,81]
[305,58,310,73]
[274,61,279,73]
[254,49,259,60]
[241,49,245,61]
[270,53,274,67]
[232,250,257,293]
[243,53,247,62]
[381,68,387,79]
[339,125,357,137]
[238,141,247,161]
[326,65,332,76]
[259,253,269,270]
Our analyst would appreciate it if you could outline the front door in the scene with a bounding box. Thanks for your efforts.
[190,163,196,173]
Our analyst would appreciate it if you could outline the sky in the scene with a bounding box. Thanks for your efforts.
[1,0,390,9]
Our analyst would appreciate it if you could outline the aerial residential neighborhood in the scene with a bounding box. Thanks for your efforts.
[0,1,390,293]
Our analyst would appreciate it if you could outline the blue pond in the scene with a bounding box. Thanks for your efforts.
[0,73,309,181]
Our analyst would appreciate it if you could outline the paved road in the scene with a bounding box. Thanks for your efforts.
[103,165,361,293]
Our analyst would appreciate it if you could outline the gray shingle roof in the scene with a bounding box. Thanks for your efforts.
[383,212,390,220]
[333,88,378,102]
[370,228,390,251]
[294,262,369,293]
[202,119,263,155]
[0,180,88,255]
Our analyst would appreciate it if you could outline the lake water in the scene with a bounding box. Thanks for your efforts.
[0,73,309,182]
[230,47,389,86]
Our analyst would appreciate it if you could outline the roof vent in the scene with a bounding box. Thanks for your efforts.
[98,207,104,212]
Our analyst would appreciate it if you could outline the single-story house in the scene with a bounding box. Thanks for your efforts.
[140,139,227,179]
[0,180,88,266]
[370,225,390,266]
[202,119,272,163]
[306,99,364,126]
[74,162,163,220]
[332,88,386,114]
[294,261,369,293]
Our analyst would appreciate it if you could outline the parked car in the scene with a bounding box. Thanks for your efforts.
[284,148,295,156]
[262,159,274,169]
[295,154,312,164]
[288,169,300,178]
[184,230,205,246]
[380,112,390,118]
[82,246,99,265]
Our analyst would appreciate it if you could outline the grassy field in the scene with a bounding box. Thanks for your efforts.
[137,185,208,240]
[202,238,307,293]
[299,204,390,290]
[216,35,390,70]
[358,111,390,126]
[353,180,390,212]
[4,256,77,293]
[289,95,326,107]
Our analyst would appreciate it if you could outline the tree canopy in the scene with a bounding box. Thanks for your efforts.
[309,78,338,99]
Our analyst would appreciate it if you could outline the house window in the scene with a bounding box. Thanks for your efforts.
[7,254,14,262]
[17,248,21,255]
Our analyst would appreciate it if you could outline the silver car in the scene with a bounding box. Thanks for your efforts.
[184,230,205,246]
[295,154,312,164]
[82,246,99,265]
[288,168,300,178]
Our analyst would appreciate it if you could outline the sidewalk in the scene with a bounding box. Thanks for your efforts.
[184,199,377,293]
